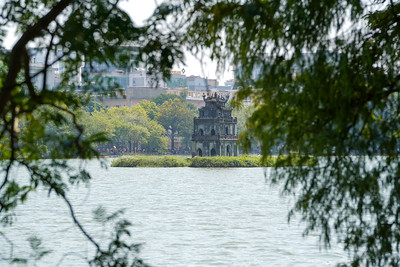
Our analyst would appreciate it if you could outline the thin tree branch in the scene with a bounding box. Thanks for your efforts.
[389,0,400,23]
[0,161,13,193]
[16,160,102,252]
[56,252,88,267]
[0,232,14,261]
[0,117,12,146]
[17,53,66,89]
[42,28,58,92]
[0,103,17,213]
[23,48,39,101]
[42,43,53,91]
[0,0,75,117]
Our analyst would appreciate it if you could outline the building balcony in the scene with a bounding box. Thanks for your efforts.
[194,117,237,123]
[192,134,239,141]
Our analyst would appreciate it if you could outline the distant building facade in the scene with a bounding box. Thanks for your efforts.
[168,71,188,88]
[207,78,218,87]
[29,47,81,90]
[187,75,208,90]
[29,63,57,90]
[192,93,239,157]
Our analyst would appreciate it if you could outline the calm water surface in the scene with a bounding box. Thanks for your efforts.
[1,159,348,266]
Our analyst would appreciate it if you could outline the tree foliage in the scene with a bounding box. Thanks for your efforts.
[151,93,184,106]
[138,99,158,120]
[81,105,169,153]
[228,100,253,135]
[156,98,196,151]
[159,0,400,266]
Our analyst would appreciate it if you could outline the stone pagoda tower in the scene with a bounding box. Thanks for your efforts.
[192,92,239,157]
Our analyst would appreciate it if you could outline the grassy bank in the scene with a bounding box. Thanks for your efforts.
[110,155,190,167]
[189,155,264,167]
[111,155,316,168]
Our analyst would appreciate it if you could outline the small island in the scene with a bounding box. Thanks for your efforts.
[111,155,316,168]
[111,92,316,168]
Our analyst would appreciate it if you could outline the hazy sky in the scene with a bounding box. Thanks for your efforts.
[4,0,233,83]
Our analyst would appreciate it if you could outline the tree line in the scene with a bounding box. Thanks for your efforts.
[22,92,253,157]
[20,94,203,156]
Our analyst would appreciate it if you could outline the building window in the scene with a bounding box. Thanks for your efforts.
[211,129,216,135]
[199,129,204,136]
[225,127,229,135]
[211,148,216,156]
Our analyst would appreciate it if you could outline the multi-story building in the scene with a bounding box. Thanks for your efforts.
[30,47,84,89]
[167,71,188,88]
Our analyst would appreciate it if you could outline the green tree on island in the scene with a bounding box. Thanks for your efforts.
[138,99,159,120]
[80,105,169,153]
[156,98,196,151]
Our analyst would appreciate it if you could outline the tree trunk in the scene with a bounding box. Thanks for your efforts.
[171,130,175,152]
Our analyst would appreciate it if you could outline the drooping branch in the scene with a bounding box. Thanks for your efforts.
[0,101,17,213]
[17,53,66,89]
[42,29,58,92]
[16,160,102,252]
[23,48,38,101]
[0,232,14,261]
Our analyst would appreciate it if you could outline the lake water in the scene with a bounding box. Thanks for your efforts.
[1,159,348,266]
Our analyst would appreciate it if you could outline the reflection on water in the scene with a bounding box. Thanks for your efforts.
[1,160,348,266]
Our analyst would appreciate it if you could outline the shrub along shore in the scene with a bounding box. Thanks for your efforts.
[111,155,316,168]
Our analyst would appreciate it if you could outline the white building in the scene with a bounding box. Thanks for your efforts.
[129,68,167,88]
[29,63,57,90]
[30,48,83,89]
